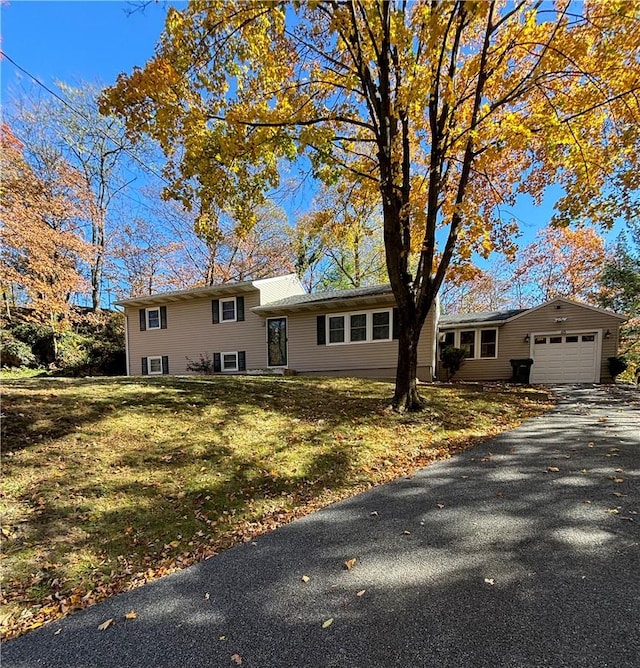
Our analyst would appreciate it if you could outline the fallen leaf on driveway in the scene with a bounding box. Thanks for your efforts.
[610,477,625,483]
[97,618,114,631]
[612,492,628,498]
[356,590,366,597]
[231,653,243,665]
[370,511,378,517]
[402,530,411,535]
[301,575,310,583]
[547,467,560,472]
[124,610,137,620]
[436,503,446,509]
[344,558,356,570]
[605,508,620,514]
[322,618,334,629]
[484,578,495,586]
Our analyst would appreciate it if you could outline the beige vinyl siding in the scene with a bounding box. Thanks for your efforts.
[255,274,306,304]
[286,303,437,380]
[125,291,268,375]
[437,301,622,382]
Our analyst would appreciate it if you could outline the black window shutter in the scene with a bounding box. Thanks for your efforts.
[236,296,245,322]
[141,357,148,375]
[139,309,146,331]
[213,352,221,372]
[161,356,169,375]
[212,300,220,324]
[317,315,326,345]
[160,306,167,329]
[238,351,246,371]
[392,308,399,340]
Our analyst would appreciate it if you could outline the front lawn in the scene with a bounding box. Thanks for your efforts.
[0,375,552,639]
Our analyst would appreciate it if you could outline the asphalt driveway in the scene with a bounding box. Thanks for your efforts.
[3,384,639,668]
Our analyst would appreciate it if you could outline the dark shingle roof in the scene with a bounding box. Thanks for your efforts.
[253,284,393,311]
[439,308,527,326]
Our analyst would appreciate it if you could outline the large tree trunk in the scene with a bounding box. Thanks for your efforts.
[393,318,425,411]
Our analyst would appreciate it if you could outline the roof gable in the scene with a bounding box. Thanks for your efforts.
[506,297,627,323]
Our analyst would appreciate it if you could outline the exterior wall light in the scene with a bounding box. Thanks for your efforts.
[605,329,611,339]
[524,333,530,343]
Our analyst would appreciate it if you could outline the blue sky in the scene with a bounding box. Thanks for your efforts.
[1,1,175,97]
[0,1,624,254]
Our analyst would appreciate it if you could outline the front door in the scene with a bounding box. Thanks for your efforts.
[267,317,288,367]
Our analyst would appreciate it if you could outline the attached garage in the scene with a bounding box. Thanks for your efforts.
[529,332,599,384]
[437,297,626,384]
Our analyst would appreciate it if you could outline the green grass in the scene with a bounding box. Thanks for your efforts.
[0,375,552,638]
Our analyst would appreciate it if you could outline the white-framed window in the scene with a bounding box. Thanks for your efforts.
[222,351,239,371]
[460,330,476,358]
[329,315,346,343]
[148,356,163,375]
[326,309,393,345]
[372,311,391,340]
[220,298,237,322]
[438,331,456,359]
[146,307,161,330]
[439,328,498,359]
[480,329,497,358]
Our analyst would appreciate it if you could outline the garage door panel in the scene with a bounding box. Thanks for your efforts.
[530,333,598,384]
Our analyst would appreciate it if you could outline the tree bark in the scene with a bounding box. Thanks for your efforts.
[392,316,425,411]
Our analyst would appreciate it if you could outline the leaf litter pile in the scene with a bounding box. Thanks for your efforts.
[0,375,552,639]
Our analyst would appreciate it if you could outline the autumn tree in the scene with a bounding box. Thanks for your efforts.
[103,1,640,410]
[297,179,387,290]
[440,266,511,314]
[0,124,91,357]
[8,83,150,310]
[512,226,606,305]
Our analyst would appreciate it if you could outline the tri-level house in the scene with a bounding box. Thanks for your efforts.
[117,274,625,384]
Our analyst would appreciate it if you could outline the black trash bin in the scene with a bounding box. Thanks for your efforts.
[509,358,534,383]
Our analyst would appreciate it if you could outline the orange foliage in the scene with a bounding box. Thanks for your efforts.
[0,124,91,326]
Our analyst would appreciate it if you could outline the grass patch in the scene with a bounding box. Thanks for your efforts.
[0,375,552,639]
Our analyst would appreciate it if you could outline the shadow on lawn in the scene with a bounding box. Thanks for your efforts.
[1,375,545,623]
[3,387,638,667]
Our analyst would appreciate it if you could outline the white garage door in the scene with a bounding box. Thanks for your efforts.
[530,333,598,384]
